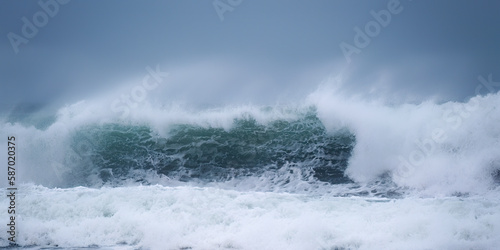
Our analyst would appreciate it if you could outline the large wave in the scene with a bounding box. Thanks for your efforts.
[1,88,499,196]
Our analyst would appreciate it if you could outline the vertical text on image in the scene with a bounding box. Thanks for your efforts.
[7,136,17,245]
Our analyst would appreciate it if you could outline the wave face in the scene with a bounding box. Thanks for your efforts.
[67,111,354,186]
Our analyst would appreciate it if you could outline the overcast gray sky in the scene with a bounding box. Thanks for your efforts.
[1,0,499,110]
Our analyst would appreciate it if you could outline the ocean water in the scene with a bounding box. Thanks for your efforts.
[1,89,500,249]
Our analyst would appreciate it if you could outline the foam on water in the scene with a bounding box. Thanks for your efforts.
[308,88,500,195]
[1,185,499,250]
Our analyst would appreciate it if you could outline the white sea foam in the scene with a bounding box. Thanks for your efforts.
[308,88,500,195]
[1,184,499,249]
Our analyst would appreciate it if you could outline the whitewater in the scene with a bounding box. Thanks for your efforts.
[1,88,500,249]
